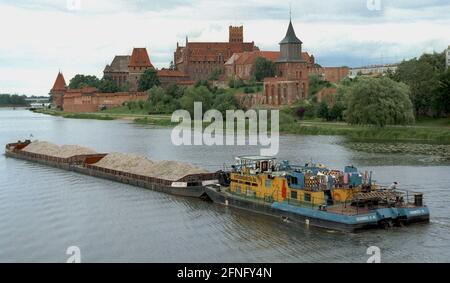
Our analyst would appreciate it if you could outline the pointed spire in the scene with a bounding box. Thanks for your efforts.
[51,71,67,91]
[279,19,302,45]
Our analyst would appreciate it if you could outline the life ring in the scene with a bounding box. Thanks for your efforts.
[334,193,342,202]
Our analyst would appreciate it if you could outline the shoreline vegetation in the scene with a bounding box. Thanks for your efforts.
[33,109,450,144]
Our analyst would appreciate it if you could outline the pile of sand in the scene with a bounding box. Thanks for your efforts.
[23,141,97,158]
[94,153,209,181]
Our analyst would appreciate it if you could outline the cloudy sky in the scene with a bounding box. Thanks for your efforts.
[1,0,449,96]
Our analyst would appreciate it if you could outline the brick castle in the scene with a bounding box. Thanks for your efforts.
[51,19,349,112]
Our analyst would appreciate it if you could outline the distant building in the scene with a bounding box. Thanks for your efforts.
[49,72,148,113]
[127,48,154,91]
[103,48,154,92]
[349,64,398,78]
[157,69,194,88]
[49,71,67,109]
[446,45,450,70]
[174,26,259,82]
[225,51,315,81]
[63,87,148,113]
[263,20,311,106]
[104,48,192,90]
[103,55,131,89]
[318,67,350,83]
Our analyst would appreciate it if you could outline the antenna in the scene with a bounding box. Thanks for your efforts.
[289,2,292,21]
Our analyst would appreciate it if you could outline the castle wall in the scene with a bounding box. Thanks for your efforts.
[63,90,148,113]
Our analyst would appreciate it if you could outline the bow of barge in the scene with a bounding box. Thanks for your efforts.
[5,140,218,198]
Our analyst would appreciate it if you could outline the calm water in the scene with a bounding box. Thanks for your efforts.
[0,108,449,263]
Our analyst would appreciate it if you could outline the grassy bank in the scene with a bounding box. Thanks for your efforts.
[134,115,450,143]
[34,109,450,144]
[281,120,450,144]
[34,109,116,120]
[134,117,177,126]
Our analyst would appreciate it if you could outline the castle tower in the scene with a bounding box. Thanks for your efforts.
[127,48,154,91]
[49,71,67,109]
[277,20,303,63]
[229,26,244,43]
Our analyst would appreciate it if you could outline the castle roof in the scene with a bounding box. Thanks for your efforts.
[226,50,313,66]
[51,72,67,91]
[157,69,188,78]
[104,55,130,73]
[279,21,302,45]
[129,48,153,68]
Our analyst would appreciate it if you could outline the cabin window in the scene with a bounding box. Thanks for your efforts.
[291,176,298,185]
[304,193,311,202]
[291,191,298,200]
[265,180,272,188]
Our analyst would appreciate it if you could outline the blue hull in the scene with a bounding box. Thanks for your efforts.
[205,186,430,232]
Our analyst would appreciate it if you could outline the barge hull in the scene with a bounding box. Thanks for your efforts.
[5,150,206,198]
[204,186,429,233]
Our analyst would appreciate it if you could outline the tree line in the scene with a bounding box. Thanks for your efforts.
[0,94,28,106]
[68,69,161,93]
[291,50,449,127]
[123,81,239,116]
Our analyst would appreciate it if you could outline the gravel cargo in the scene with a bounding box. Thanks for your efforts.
[23,141,97,158]
[94,152,209,181]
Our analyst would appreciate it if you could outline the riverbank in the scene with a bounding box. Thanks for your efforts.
[33,108,172,121]
[34,109,450,144]
[136,115,450,144]
[281,120,450,144]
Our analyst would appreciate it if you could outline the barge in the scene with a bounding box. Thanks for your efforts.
[5,140,218,198]
[206,156,430,232]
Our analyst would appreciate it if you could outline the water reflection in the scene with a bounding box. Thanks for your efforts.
[0,109,449,262]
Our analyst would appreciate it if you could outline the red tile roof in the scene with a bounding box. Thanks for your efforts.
[129,48,153,68]
[51,72,67,91]
[228,51,313,66]
[157,69,188,78]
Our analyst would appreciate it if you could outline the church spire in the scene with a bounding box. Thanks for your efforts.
[277,15,304,63]
[279,19,302,45]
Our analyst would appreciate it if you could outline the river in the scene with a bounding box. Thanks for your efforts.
[0,108,449,262]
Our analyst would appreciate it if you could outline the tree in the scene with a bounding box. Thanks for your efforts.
[392,52,445,117]
[328,102,346,121]
[393,59,436,117]
[344,77,415,127]
[179,86,214,115]
[309,73,331,96]
[317,102,329,120]
[98,76,120,93]
[146,87,179,114]
[0,94,27,106]
[166,83,185,99]
[228,76,245,88]
[138,69,160,91]
[432,70,450,116]
[213,91,239,115]
[254,57,275,82]
[69,74,100,89]
[209,67,223,81]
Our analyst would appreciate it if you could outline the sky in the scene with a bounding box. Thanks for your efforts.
[0,0,449,96]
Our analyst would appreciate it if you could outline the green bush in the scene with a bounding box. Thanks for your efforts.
[344,77,415,127]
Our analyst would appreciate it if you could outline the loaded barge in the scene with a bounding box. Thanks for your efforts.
[206,156,430,232]
[5,140,218,198]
